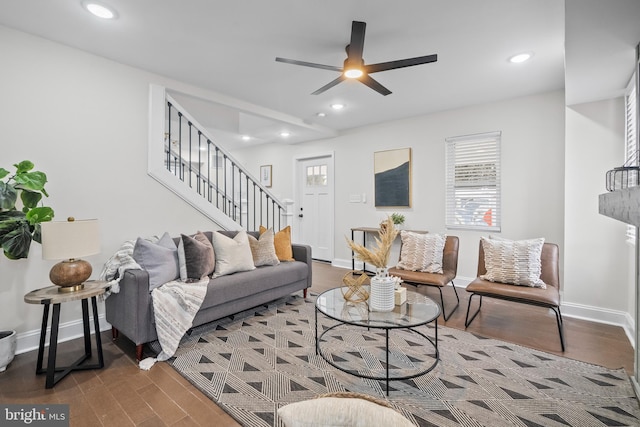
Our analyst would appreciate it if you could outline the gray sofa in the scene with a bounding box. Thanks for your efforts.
[106,230,312,360]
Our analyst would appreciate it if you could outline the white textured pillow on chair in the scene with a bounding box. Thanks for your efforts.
[396,231,445,274]
[480,236,546,288]
[211,230,255,278]
[277,396,414,427]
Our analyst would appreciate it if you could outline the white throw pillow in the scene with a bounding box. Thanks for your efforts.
[210,230,255,278]
[277,396,414,427]
[480,236,546,288]
[395,231,445,274]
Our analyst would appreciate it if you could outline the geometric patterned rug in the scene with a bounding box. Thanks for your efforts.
[168,293,640,426]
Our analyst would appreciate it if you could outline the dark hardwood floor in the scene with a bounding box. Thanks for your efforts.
[0,261,634,426]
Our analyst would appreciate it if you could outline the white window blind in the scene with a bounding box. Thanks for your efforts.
[625,74,638,243]
[445,131,501,231]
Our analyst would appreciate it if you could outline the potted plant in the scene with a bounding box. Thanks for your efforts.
[0,160,54,372]
[391,212,405,228]
[0,160,54,259]
[346,216,399,311]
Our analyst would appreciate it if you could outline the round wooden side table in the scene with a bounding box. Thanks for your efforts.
[24,280,111,389]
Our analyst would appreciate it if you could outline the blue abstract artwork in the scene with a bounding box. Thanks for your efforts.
[374,148,411,207]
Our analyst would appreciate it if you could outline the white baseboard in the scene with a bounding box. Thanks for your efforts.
[561,301,636,349]
[15,314,112,355]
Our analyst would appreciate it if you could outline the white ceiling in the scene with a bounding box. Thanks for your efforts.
[1,0,639,148]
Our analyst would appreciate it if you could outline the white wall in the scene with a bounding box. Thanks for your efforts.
[564,99,633,327]
[0,26,221,350]
[233,91,566,284]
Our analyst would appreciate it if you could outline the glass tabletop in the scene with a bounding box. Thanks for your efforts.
[315,286,441,329]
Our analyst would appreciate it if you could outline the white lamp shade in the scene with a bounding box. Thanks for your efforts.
[41,219,100,260]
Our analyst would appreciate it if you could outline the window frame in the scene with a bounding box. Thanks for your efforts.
[445,131,502,232]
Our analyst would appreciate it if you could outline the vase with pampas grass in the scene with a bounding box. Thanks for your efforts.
[346,217,398,311]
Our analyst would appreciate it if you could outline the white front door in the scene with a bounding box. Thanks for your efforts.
[296,155,334,262]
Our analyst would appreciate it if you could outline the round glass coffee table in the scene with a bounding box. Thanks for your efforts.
[315,286,440,395]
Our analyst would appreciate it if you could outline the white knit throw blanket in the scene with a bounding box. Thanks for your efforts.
[100,238,208,369]
[145,278,208,366]
[98,239,143,295]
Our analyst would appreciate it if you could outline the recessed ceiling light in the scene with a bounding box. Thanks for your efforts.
[316,112,326,117]
[509,52,533,63]
[241,135,251,141]
[82,1,117,19]
[330,103,345,110]
[279,131,291,137]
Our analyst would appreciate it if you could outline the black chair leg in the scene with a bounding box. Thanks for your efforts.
[552,306,566,352]
[437,282,460,321]
[465,294,483,327]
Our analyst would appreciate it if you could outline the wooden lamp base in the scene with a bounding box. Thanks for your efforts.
[49,259,92,292]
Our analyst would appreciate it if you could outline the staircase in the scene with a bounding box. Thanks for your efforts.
[147,84,290,231]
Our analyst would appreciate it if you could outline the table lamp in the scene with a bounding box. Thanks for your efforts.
[41,218,100,293]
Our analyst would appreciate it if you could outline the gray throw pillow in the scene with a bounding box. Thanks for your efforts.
[177,231,215,281]
[132,232,180,291]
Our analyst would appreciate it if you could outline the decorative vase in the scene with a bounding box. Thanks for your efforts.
[0,330,17,372]
[369,267,395,312]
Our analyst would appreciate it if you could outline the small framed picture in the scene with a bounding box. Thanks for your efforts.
[260,165,272,187]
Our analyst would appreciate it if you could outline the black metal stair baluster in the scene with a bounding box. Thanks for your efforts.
[166,102,172,171]
[207,140,211,202]
[215,147,220,209]
[178,112,183,181]
[188,122,193,188]
[197,131,202,195]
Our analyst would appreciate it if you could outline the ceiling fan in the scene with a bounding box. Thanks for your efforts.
[275,21,437,96]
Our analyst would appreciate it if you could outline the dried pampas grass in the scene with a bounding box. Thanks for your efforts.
[346,217,398,269]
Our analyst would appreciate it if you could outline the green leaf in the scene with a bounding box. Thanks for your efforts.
[1,223,32,259]
[14,160,34,174]
[14,171,47,192]
[26,207,54,225]
[0,168,9,180]
[0,181,18,210]
[33,223,42,243]
[20,190,43,209]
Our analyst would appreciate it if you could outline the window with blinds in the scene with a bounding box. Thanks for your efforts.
[625,74,638,243]
[445,131,501,231]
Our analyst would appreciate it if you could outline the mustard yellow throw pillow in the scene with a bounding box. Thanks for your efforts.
[260,225,294,261]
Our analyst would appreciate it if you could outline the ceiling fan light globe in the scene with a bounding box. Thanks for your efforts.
[344,68,363,79]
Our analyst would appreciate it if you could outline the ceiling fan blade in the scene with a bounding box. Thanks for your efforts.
[347,21,366,61]
[275,57,343,72]
[365,54,438,74]
[311,75,346,95]
[360,74,391,96]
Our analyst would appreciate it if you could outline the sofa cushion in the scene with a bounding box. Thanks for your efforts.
[248,228,280,267]
[261,225,294,261]
[480,236,546,288]
[133,232,179,291]
[211,230,255,278]
[395,231,445,274]
[177,231,215,281]
[200,261,308,310]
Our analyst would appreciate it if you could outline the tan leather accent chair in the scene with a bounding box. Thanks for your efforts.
[388,235,460,320]
[464,240,565,351]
